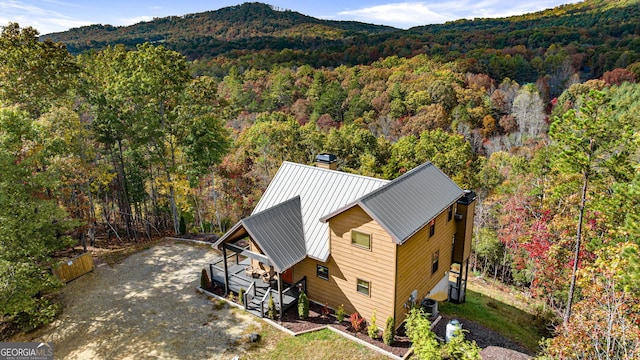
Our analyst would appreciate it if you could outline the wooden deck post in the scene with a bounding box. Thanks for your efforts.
[209,264,214,287]
[278,272,284,321]
[222,246,229,295]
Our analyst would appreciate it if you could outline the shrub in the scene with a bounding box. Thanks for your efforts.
[404,308,481,359]
[267,293,277,319]
[227,292,235,303]
[321,302,330,318]
[298,290,309,319]
[383,316,395,346]
[179,215,187,235]
[239,287,245,306]
[200,269,211,290]
[405,308,439,359]
[368,309,379,339]
[443,328,481,360]
[350,312,364,333]
[336,304,346,322]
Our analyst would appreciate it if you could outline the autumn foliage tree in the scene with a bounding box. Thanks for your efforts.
[542,243,640,359]
[549,89,635,322]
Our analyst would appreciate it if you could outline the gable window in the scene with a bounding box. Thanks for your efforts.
[356,279,370,296]
[448,204,454,221]
[317,264,329,280]
[429,220,436,237]
[351,230,371,250]
[432,250,440,274]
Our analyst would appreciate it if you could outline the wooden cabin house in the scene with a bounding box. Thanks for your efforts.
[212,156,475,327]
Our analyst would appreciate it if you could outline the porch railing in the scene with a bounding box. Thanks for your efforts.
[208,262,253,292]
[244,281,256,309]
[259,288,275,318]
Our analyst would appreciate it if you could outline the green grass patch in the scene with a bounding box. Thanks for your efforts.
[246,328,387,360]
[439,289,546,352]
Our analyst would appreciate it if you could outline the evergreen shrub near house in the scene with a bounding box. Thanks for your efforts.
[383,316,395,345]
[336,304,346,322]
[200,269,211,290]
[298,290,309,319]
[368,309,379,339]
[239,287,245,306]
[267,293,277,319]
[179,215,187,234]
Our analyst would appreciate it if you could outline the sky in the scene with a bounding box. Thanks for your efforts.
[1,0,581,35]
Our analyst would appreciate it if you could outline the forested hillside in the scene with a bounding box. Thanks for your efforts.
[42,2,397,61]
[2,0,640,356]
[44,0,640,83]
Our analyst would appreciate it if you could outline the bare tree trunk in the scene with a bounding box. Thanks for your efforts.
[564,167,589,323]
[114,140,134,241]
[212,170,222,232]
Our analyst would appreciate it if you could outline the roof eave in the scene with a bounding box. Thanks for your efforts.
[211,220,245,249]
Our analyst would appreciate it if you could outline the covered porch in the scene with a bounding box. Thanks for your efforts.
[208,244,305,318]
[211,196,308,320]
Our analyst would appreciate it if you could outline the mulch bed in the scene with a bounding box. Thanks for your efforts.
[278,302,412,358]
[213,292,534,359]
[277,303,534,358]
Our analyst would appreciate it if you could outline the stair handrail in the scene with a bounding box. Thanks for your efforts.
[244,281,255,309]
[259,288,273,318]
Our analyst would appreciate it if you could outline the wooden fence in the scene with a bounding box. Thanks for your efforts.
[52,252,94,283]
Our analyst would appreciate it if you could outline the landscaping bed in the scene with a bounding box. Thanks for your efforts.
[278,302,412,358]
[272,301,533,359]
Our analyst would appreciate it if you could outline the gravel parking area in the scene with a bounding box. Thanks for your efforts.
[13,241,262,359]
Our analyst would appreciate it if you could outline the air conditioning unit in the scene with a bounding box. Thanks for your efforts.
[454,213,464,220]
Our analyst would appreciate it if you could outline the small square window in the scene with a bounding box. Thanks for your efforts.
[356,279,370,296]
[317,264,329,280]
[429,220,436,237]
[432,250,439,274]
[351,230,371,249]
[448,205,454,221]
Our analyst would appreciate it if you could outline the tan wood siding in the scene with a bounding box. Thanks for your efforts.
[249,239,275,274]
[293,256,351,309]
[394,209,456,325]
[453,201,475,264]
[297,206,397,324]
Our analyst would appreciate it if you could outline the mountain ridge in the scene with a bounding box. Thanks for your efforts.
[40,0,640,80]
[42,3,397,44]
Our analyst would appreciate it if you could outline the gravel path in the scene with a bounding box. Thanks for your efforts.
[14,241,262,359]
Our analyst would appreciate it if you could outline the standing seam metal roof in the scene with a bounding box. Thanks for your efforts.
[320,162,464,244]
[252,162,389,261]
[241,196,306,272]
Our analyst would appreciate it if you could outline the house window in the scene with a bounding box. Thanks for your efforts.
[357,279,370,296]
[429,220,436,237]
[317,264,329,280]
[432,250,439,274]
[448,205,454,221]
[351,230,371,249]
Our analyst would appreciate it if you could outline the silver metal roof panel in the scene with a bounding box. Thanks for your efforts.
[252,162,388,261]
[242,196,306,272]
[321,162,464,244]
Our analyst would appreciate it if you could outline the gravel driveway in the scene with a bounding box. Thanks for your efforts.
[15,241,262,359]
